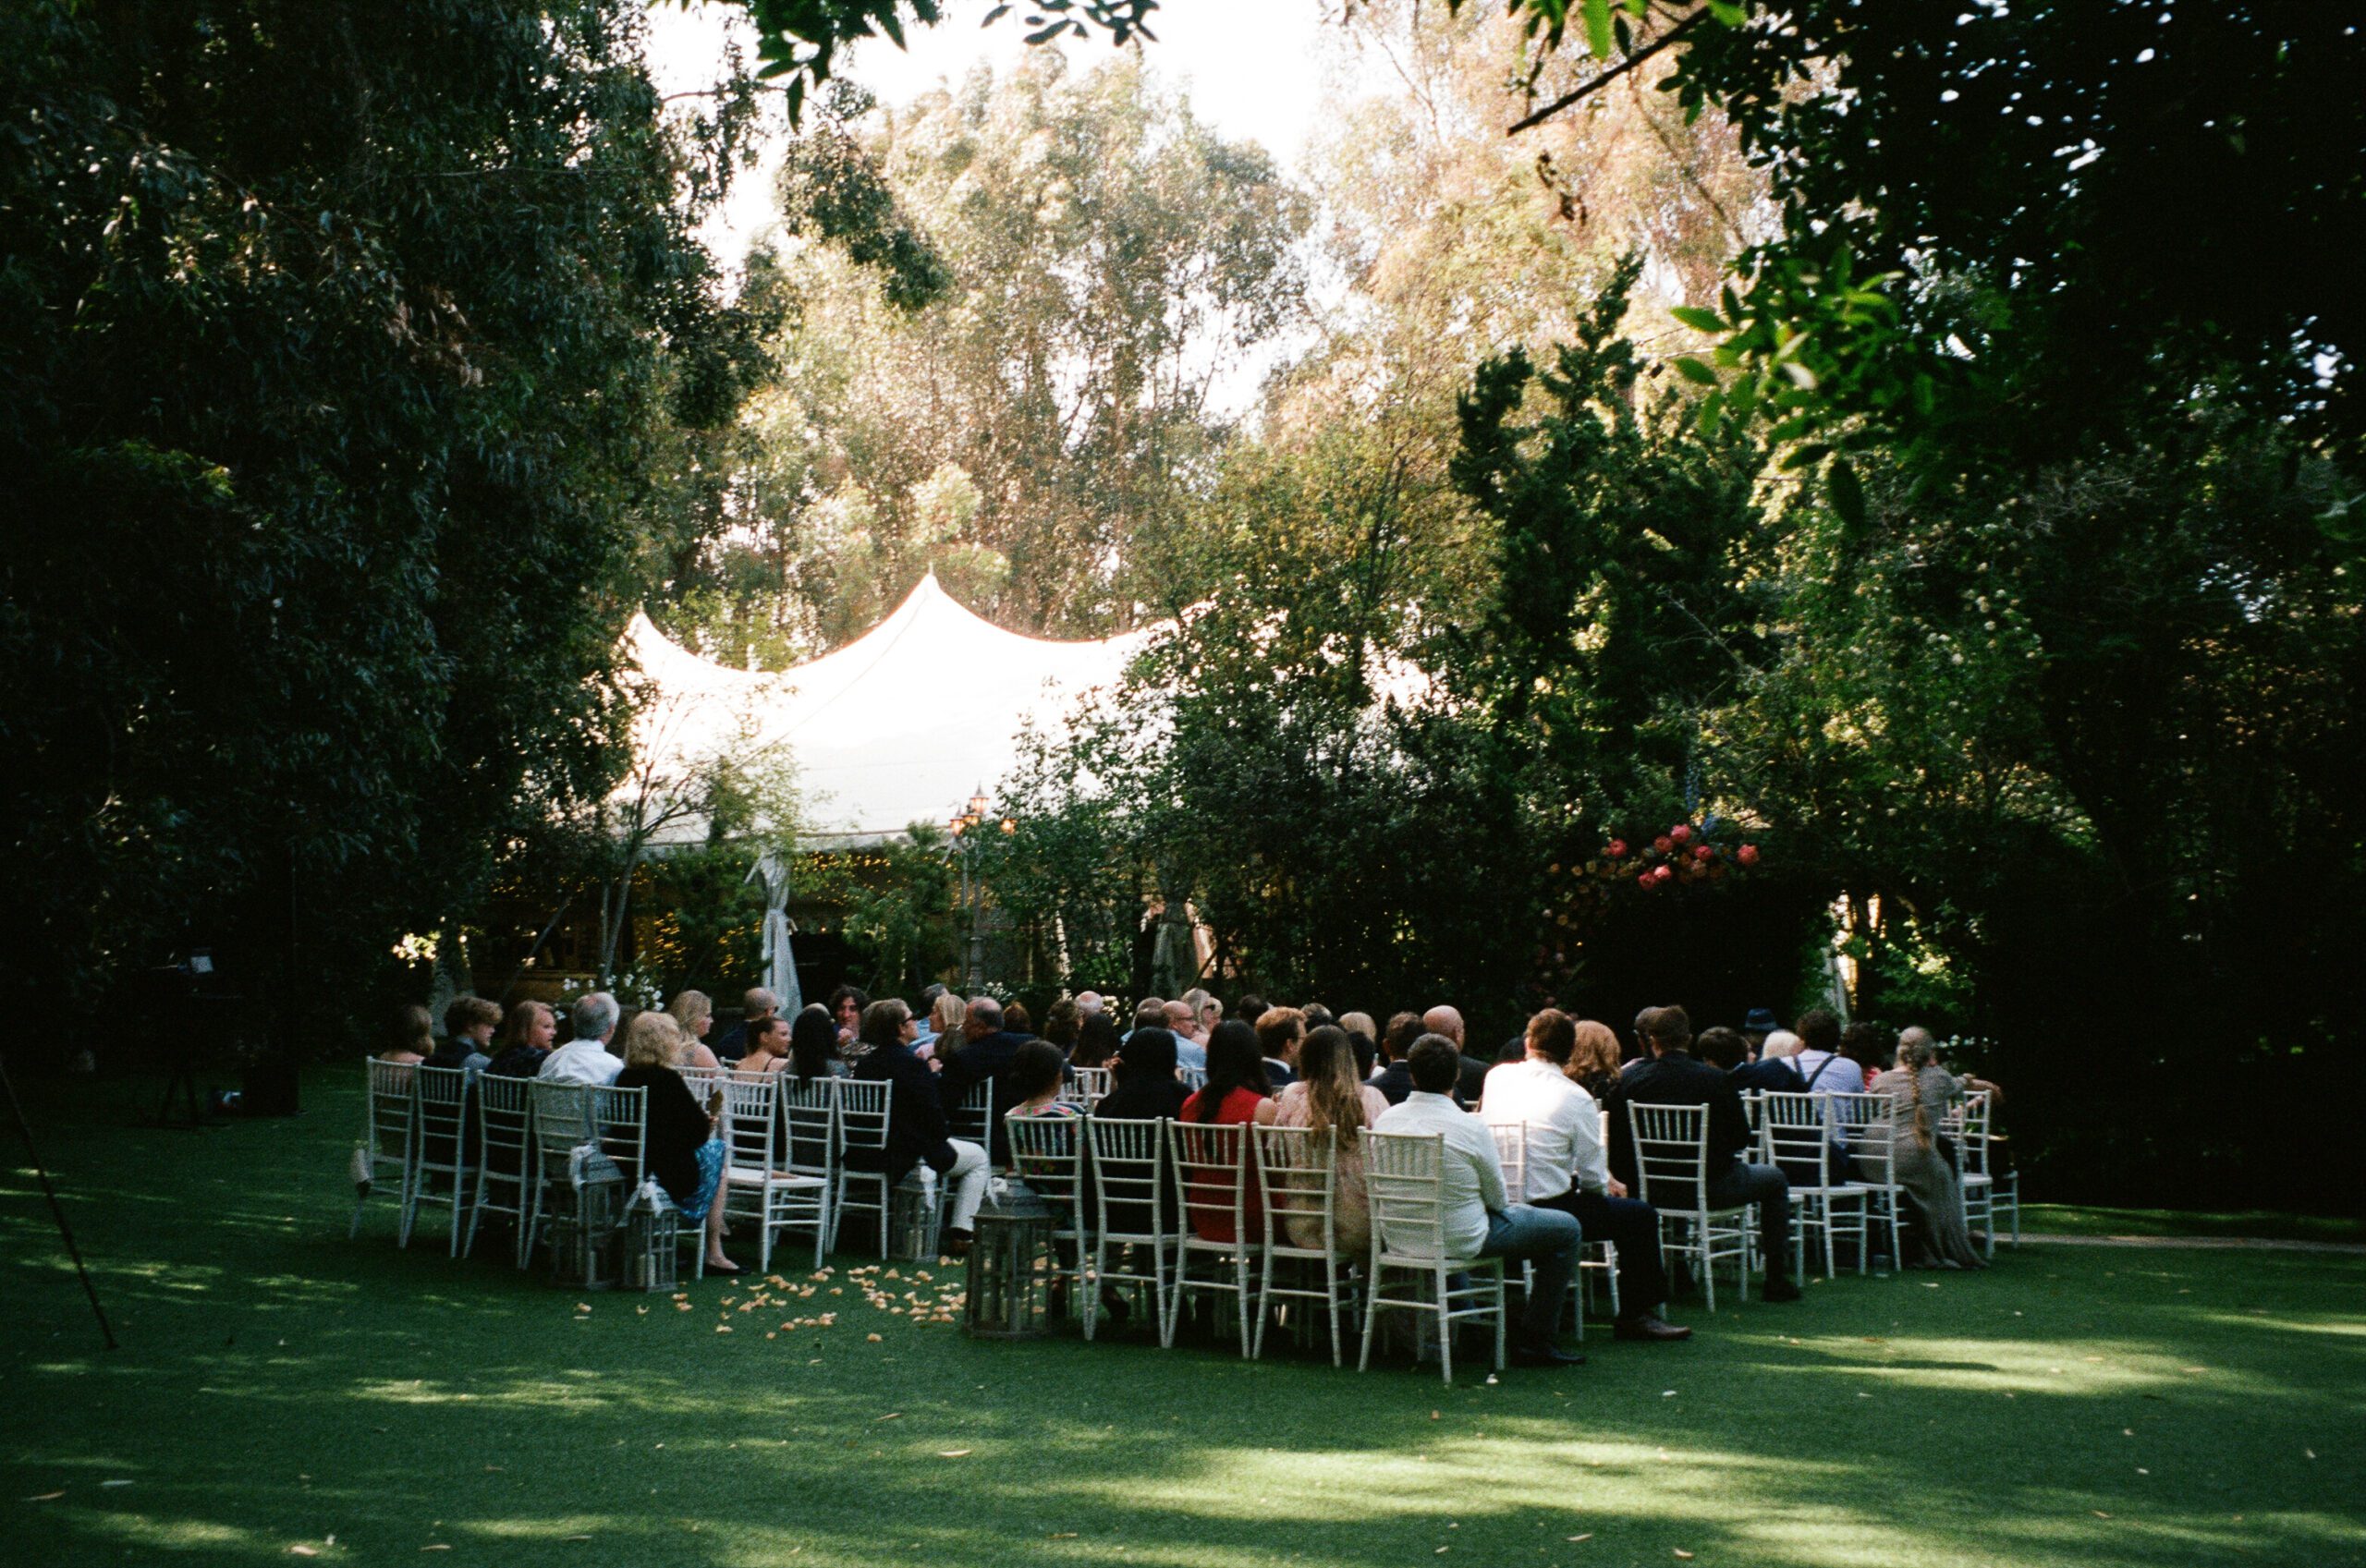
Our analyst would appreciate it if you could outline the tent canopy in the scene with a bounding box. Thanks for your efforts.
[624,572,1157,847]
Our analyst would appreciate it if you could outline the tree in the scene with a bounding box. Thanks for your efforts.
[0,0,772,1027]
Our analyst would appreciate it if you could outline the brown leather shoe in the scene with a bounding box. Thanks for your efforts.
[1613,1314,1693,1342]
[945,1228,975,1258]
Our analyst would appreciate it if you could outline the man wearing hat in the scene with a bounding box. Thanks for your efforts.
[1741,1007,1781,1059]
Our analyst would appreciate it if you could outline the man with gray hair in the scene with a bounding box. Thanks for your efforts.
[713,985,780,1063]
[938,996,1030,1164]
[1074,991,1104,1018]
[539,991,623,1086]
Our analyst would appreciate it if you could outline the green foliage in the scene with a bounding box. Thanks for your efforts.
[700,0,1160,108]
[840,822,960,994]
[0,0,766,1025]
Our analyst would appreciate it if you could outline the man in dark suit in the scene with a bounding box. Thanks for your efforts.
[849,999,988,1255]
[1710,1025,1805,1093]
[1254,1005,1304,1089]
[935,995,1031,1164]
[1612,1006,1800,1302]
[1371,1012,1424,1104]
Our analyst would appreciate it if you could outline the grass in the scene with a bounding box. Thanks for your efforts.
[4,1067,2362,1568]
[2022,1205,2363,1246]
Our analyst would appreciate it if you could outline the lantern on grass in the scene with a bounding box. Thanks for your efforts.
[624,1180,679,1294]
[550,1145,625,1291]
[961,1183,1054,1340]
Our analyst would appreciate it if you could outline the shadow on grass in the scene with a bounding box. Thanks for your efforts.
[5,1069,2362,1568]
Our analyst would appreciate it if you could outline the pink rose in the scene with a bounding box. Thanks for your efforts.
[1670,823,1692,844]
[1606,838,1628,858]
[1637,870,1656,889]
[1653,864,1675,884]
[1652,834,1674,855]
[1692,844,1713,862]
[1738,844,1760,867]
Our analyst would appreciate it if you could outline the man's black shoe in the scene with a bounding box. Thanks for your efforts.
[1509,1343,1588,1367]
[1613,1314,1694,1342]
[1762,1277,1803,1303]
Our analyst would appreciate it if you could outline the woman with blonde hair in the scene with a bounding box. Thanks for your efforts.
[1565,1018,1623,1101]
[919,990,966,1064]
[1871,1032,1985,1269]
[1270,1024,1390,1256]
[665,990,721,1071]
[615,1011,738,1273]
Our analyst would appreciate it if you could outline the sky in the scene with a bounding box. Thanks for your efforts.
[645,0,1343,277]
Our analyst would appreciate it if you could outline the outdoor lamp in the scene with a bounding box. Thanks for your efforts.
[969,788,989,818]
[1000,817,1017,834]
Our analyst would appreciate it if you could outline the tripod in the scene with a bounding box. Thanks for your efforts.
[1,1056,118,1350]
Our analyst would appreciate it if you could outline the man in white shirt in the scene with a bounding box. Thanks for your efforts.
[1374,1036,1585,1367]
[539,991,623,1087]
[1482,1010,1690,1343]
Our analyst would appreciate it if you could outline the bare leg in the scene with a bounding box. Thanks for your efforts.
[704,1164,733,1266]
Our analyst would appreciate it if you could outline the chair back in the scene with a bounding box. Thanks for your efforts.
[1166,1118,1251,1245]
[949,1080,994,1147]
[1064,1066,1112,1107]
[1943,1089,1993,1173]
[1360,1128,1456,1263]
[781,1076,836,1177]
[1487,1121,1529,1197]
[412,1064,471,1164]
[1760,1090,1839,1185]
[1826,1092,1897,1185]
[587,1084,648,1186]
[720,1075,780,1173]
[1741,1088,1767,1141]
[1007,1112,1089,1217]
[363,1060,416,1161]
[832,1076,890,1160]
[1626,1100,1714,1212]
[1252,1123,1337,1256]
[1086,1115,1172,1241]
[677,1065,726,1100]
[529,1081,593,1182]
[474,1073,533,1171]
[1177,1066,1208,1092]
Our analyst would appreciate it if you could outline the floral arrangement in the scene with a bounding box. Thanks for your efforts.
[1593,819,1762,891]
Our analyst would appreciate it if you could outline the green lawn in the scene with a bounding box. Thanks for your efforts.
[5,1069,2361,1568]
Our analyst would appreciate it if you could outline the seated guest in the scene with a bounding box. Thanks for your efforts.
[1337,1012,1379,1080]
[1272,1025,1388,1257]
[712,987,778,1064]
[1760,1028,1801,1064]
[1255,1006,1306,1089]
[1005,1001,1033,1036]
[850,998,989,1256]
[613,1011,737,1274]
[1871,1031,1985,1269]
[378,1004,433,1065]
[1372,1012,1425,1104]
[1565,1018,1623,1103]
[1710,1025,1799,1093]
[539,992,625,1086]
[485,1001,556,1077]
[826,984,871,1058]
[1494,1034,1526,1064]
[1040,998,1084,1064]
[1913,1026,2005,1104]
[937,996,1032,1164]
[1182,987,1222,1040]
[1482,1009,1689,1342]
[1076,991,1104,1018]
[1611,1006,1799,1301]
[1421,1004,1491,1104]
[919,991,966,1064]
[428,996,501,1073]
[787,1005,843,1080]
[1233,996,1269,1037]
[1789,1008,1862,1095]
[1374,1037,1586,1367]
[1177,1019,1276,1244]
[731,1012,793,1077]
[1071,1011,1124,1071]
[1128,997,1166,1041]
[1163,998,1200,1048]
[1839,1019,1890,1089]
[665,990,722,1072]
[1003,1039,1079,1122]
[1167,1003,1209,1074]
[1742,1007,1781,1060]
[1096,1028,1190,1121]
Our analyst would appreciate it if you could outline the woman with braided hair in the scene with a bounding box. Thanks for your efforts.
[1870,1031,1986,1269]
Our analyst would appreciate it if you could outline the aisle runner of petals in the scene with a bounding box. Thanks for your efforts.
[588,1264,972,1338]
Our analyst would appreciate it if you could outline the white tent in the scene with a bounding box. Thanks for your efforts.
[622,571,1158,849]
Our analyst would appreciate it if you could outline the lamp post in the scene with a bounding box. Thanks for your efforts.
[946,787,1015,993]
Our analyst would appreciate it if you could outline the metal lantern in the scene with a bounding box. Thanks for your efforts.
[961,1185,1054,1340]
[549,1145,625,1291]
[624,1180,679,1294]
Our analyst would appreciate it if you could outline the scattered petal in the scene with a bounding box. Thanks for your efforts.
[938,1450,972,1458]
[25,1491,65,1502]
[1566,1535,1593,1543]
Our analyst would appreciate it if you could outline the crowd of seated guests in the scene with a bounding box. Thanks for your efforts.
[372,976,2002,1338]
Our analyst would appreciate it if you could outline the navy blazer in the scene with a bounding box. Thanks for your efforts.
[1610,1050,1753,1188]
[937,1029,1032,1162]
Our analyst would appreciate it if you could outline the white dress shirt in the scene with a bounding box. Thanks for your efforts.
[537,1038,621,1087]
[1480,1058,1609,1199]
[1373,1090,1506,1259]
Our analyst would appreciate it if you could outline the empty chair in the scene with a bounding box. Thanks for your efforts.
[1358,1128,1506,1384]
[1165,1119,1261,1355]
[1086,1116,1178,1343]
[406,1064,473,1254]
[1761,1090,1869,1277]
[352,1059,417,1240]
[720,1076,830,1271]
[1252,1123,1353,1365]
[1626,1100,1755,1311]
[524,1080,594,1262]
[1825,1091,1905,1270]
[1945,1090,1996,1259]
[466,1072,537,1266]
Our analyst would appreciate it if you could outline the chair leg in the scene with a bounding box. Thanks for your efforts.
[1324,1257,1343,1368]
[447,1168,468,1258]
[1434,1264,1453,1386]
[1251,1246,1275,1361]
[1234,1251,1254,1359]
[1491,1267,1506,1373]
[1358,1263,1381,1372]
